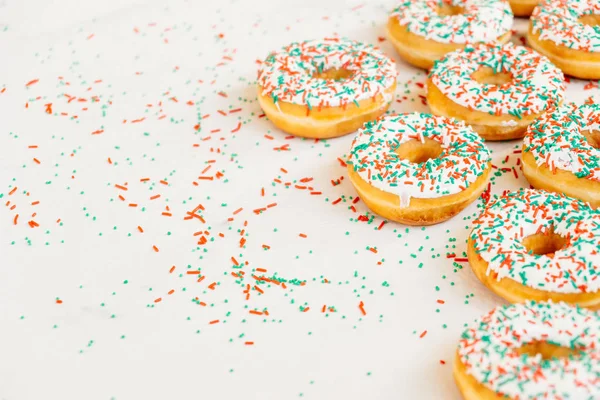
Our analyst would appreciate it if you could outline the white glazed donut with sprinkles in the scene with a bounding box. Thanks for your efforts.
[347,113,491,226]
[468,188,600,308]
[386,0,513,69]
[528,0,600,79]
[523,102,600,207]
[257,38,397,139]
[454,301,600,399]
[392,0,513,44]
[427,42,565,141]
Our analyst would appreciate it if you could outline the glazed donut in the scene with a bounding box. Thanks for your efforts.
[508,0,538,16]
[347,113,491,225]
[528,0,600,80]
[468,189,600,309]
[256,38,397,139]
[455,300,600,399]
[427,43,565,141]
[386,0,513,69]
[523,102,600,207]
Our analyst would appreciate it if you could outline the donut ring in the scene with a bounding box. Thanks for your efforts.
[455,301,600,399]
[508,0,538,16]
[427,43,565,141]
[347,113,491,225]
[468,189,600,309]
[523,102,600,207]
[528,0,600,80]
[387,0,513,69]
[257,38,397,139]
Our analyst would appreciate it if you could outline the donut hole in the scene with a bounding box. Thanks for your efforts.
[516,341,583,361]
[582,129,600,149]
[472,67,513,87]
[579,14,600,27]
[522,230,567,257]
[312,68,354,82]
[396,139,443,164]
[436,4,465,17]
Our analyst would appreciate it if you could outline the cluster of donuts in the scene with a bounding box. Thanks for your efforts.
[257,1,600,398]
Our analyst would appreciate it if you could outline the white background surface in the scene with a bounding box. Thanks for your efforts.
[0,1,596,399]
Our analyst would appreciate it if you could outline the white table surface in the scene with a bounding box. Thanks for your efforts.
[0,1,596,399]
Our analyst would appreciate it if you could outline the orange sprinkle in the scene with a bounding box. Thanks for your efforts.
[137,226,144,233]
[108,157,112,164]
[150,194,161,200]
[13,214,18,225]
[420,330,428,338]
[369,247,378,254]
[209,320,220,325]
[254,285,264,294]
[169,266,176,273]
[231,122,242,133]
[303,307,310,312]
[56,299,63,304]
[299,233,307,238]
[244,341,254,345]
[256,268,267,273]
[25,79,39,87]
[129,203,138,207]
[208,282,217,290]
[358,301,366,316]
[161,212,172,217]
[152,245,159,252]
[114,184,128,191]
[168,289,175,295]
[154,298,162,303]
[249,310,263,315]
[8,187,17,195]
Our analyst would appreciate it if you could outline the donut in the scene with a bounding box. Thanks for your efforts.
[528,0,600,80]
[455,300,600,399]
[427,43,565,141]
[508,0,538,16]
[347,113,491,225]
[256,38,397,139]
[468,189,600,309]
[386,0,513,69]
[523,102,600,207]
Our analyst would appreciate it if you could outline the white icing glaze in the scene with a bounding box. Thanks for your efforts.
[531,0,600,53]
[524,102,600,182]
[470,189,600,294]
[257,38,397,108]
[458,301,600,398]
[348,113,490,206]
[391,0,513,44]
[429,43,565,118]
